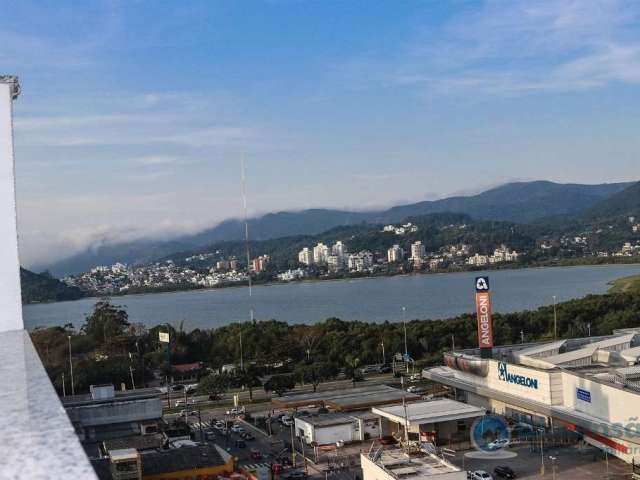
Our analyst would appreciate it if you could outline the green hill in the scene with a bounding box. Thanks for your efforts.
[20,268,85,304]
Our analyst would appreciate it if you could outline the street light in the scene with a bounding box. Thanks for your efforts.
[552,295,558,341]
[402,306,408,374]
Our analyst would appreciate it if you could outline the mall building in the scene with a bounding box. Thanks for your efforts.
[423,329,640,464]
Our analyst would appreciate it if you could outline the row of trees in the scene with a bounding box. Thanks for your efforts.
[30,291,640,395]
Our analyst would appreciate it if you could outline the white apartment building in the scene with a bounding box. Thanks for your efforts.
[348,251,374,272]
[313,242,330,264]
[327,254,344,273]
[387,245,404,263]
[298,247,313,266]
[332,241,346,258]
[410,241,426,267]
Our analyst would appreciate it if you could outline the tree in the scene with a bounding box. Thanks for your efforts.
[344,355,362,386]
[82,299,130,351]
[295,362,337,392]
[264,374,295,397]
[237,365,262,400]
[198,374,229,400]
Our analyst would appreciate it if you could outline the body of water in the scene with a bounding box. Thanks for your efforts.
[23,264,640,331]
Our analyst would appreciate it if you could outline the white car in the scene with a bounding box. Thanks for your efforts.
[487,438,509,450]
[468,471,493,480]
[231,424,244,434]
[281,415,293,426]
[406,386,420,393]
[409,374,422,382]
[226,406,246,416]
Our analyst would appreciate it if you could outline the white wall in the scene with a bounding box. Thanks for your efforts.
[0,82,23,332]
[315,423,355,445]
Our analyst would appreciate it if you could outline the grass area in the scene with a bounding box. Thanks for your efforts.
[609,274,640,294]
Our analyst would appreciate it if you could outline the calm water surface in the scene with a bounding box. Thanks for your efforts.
[23,265,640,331]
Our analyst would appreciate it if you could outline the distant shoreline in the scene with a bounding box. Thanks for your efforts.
[23,257,640,306]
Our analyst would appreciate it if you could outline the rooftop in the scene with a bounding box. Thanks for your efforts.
[363,447,464,479]
[372,399,485,426]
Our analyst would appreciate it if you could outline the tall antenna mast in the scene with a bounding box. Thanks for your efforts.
[241,155,253,321]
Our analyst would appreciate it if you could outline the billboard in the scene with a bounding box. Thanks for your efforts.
[475,276,494,352]
[159,331,170,343]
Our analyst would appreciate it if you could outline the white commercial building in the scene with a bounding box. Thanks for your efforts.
[372,399,485,445]
[294,412,379,446]
[424,333,640,464]
[332,241,346,258]
[410,241,425,261]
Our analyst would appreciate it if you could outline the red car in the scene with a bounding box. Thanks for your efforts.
[250,448,262,460]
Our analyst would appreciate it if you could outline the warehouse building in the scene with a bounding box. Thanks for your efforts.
[423,332,640,464]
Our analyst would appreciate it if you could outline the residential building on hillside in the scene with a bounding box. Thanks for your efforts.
[387,244,404,263]
[348,251,374,272]
[251,255,269,273]
[313,242,330,264]
[327,254,344,273]
[410,241,426,267]
[332,240,346,258]
[298,247,313,265]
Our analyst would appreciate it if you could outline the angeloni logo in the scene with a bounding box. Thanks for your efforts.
[497,362,538,389]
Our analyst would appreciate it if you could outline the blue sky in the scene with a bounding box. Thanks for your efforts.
[3,0,640,267]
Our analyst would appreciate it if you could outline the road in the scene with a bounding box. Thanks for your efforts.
[164,373,397,409]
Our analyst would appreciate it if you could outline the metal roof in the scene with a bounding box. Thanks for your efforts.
[372,399,485,426]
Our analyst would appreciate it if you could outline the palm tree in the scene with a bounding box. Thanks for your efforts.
[344,355,361,387]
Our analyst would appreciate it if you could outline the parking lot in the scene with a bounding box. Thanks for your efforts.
[457,443,634,479]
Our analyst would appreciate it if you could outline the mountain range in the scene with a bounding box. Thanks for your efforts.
[38,180,635,276]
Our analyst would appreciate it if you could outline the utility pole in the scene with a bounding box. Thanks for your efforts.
[68,335,75,396]
[129,353,136,390]
[451,334,455,353]
[520,330,524,344]
[239,327,244,372]
[62,372,66,397]
[552,295,558,341]
[588,322,591,337]
[381,339,385,365]
[402,306,408,373]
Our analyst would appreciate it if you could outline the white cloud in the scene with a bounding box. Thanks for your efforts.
[388,0,640,97]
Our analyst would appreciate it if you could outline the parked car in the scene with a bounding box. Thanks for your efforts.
[231,424,244,434]
[227,406,246,416]
[241,432,255,441]
[170,384,185,392]
[487,438,510,450]
[188,410,199,417]
[377,365,392,374]
[281,415,293,426]
[468,471,493,480]
[409,373,422,382]
[204,430,216,441]
[178,409,187,417]
[406,386,420,393]
[250,448,262,460]
[493,466,516,479]
[286,470,307,480]
[213,421,225,430]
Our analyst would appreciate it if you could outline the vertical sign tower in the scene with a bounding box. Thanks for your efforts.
[475,276,494,359]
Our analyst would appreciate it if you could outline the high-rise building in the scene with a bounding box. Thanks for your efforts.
[298,247,313,265]
[387,245,404,263]
[251,255,269,273]
[331,241,346,258]
[410,241,425,261]
[313,242,330,264]
[327,254,344,273]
